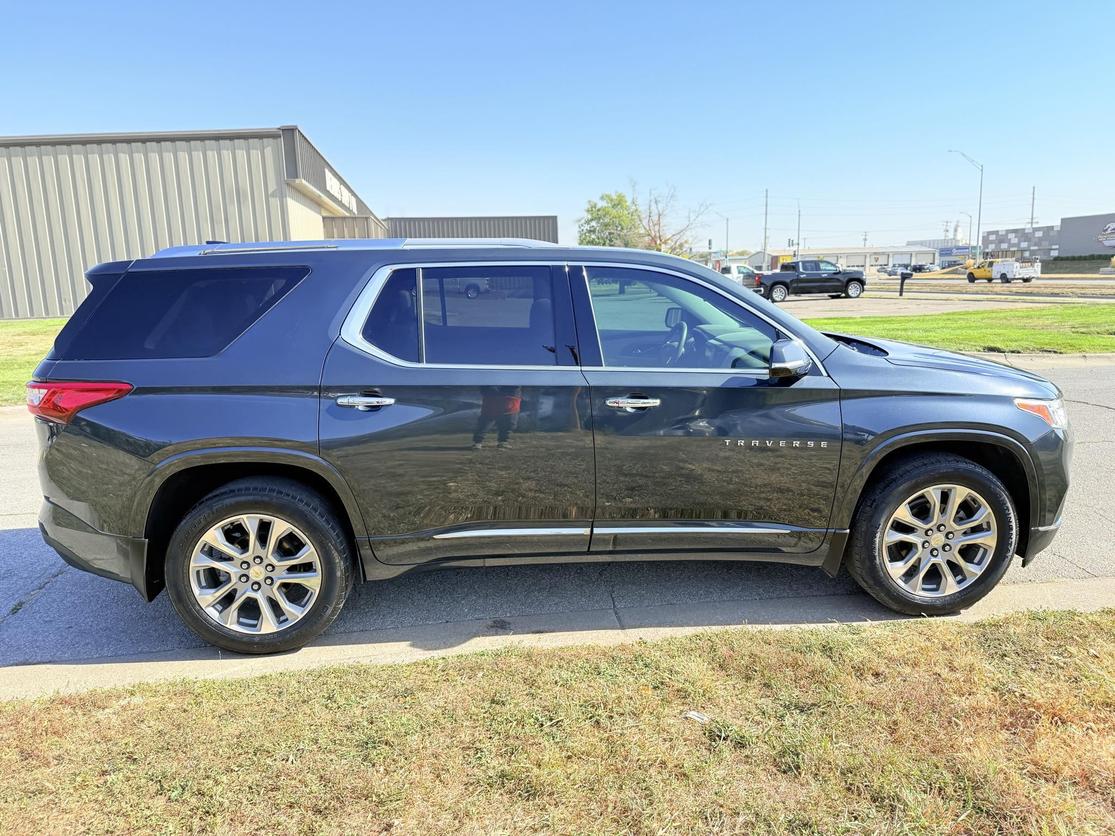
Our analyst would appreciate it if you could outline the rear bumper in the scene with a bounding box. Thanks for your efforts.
[39,498,154,600]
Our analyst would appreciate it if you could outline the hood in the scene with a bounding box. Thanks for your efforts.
[826,333,1061,398]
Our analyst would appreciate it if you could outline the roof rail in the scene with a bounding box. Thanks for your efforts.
[151,238,557,258]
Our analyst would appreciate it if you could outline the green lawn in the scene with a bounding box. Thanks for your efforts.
[1,610,1112,833]
[0,318,64,406]
[805,303,1115,354]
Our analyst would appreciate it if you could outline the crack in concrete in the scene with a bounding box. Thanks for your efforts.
[1065,399,1115,414]
[1,567,66,626]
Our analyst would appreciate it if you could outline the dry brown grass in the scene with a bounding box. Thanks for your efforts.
[1,609,1113,834]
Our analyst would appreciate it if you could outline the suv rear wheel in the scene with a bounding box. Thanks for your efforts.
[165,478,354,654]
[844,279,864,298]
[846,453,1018,616]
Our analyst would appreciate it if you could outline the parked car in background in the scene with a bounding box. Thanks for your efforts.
[910,263,940,274]
[719,263,758,285]
[30,239,1069,653]
[885,264,911,277]
[754,259,865,302]
[967,259,1039,284]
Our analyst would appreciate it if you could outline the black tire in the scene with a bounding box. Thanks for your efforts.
[1000,274,1011,283]
[844,279,864,299]
[464,283,481,299]
[165,477,355,654]
[986,278,993,283]
[845,453,1018,616]
[769,283,789,303]
[967,273,976,283]
[1022,277,1033,283]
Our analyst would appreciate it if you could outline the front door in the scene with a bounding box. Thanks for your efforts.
[320,262,595,565]
[817,260,845,293]
[573,264,842,556]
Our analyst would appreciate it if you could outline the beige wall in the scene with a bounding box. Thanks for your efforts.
[285,187,326,241]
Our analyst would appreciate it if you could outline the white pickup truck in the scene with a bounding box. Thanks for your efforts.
[967,258,1040,283]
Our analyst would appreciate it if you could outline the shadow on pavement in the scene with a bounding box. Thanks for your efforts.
[2,525,896,668]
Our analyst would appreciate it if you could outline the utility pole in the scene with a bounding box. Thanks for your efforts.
[724,216,730,257]
[862,231,868,248]
[950,149,984,261]
[795,201,801,257]
[1030,186,1036,230]
[762,188,769,261]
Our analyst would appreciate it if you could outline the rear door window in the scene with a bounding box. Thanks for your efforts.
[52,266,307,360]
[420,265,558,365]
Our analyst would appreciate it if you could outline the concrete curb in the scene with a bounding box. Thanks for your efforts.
[2,576,1112,700]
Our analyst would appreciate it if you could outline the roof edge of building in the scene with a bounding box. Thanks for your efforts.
[0,127,285,148]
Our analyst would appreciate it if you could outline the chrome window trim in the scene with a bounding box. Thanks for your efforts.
[433,527,591,540]
[340,261,574,371]
[340,259,827,376]
[578,261,828,377]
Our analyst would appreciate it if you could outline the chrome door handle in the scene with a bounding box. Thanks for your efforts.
[336,394,395,410]
[605,396,661,412]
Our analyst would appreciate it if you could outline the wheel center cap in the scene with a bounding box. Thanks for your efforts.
[931,532,946,548]
[249,566,264,581]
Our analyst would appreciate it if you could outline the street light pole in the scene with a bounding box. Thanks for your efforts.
[950,149,984,261]
[960,211,973,261]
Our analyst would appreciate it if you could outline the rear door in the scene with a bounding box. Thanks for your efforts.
[320,261,595,565]
[572,263,842,556]
[795,260,825,294]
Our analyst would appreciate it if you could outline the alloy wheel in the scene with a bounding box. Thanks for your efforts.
[188,514,322,634]
[881,484,997,598]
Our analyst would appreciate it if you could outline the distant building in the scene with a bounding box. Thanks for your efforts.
[746,245,937,271]
[982,224,1060,261]
[981,211,1115,260]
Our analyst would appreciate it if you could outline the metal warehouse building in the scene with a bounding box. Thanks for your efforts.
[0,126,382,318]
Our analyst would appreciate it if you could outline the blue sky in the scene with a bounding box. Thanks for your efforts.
[2,1,1111,249]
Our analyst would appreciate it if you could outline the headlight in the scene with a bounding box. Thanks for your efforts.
[1014,397,1069,430]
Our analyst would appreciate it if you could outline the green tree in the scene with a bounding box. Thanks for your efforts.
[577,192,643,248]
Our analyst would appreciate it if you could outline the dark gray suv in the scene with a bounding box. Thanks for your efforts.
[29,239,1071,653]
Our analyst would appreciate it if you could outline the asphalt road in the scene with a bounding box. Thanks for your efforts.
[0,360,1112,671]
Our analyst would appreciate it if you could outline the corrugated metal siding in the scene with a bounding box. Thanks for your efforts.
[0,136,288,318]
[385,216,559,243]
[323,215,389,239]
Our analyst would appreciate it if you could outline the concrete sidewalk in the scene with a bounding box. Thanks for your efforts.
[2,576,1111,700]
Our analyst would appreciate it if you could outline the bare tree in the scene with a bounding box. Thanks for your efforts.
[631,185,709,256]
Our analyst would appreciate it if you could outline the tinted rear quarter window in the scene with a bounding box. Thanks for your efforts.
[52,266,308,360]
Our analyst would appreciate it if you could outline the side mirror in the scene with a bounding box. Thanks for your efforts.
[769,339,812,379]
[664,306,683,328]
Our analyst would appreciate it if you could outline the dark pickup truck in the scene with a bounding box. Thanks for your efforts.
[754,259,865,303]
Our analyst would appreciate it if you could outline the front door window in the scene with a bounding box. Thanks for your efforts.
[586,267,778,371]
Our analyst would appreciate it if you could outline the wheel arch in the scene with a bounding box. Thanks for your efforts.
[136,450,368,600]
[824,431,1036,575]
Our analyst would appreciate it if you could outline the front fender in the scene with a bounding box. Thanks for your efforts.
[833,427,1039,531]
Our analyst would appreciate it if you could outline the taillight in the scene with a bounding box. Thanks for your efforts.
[754,274,762,286]
[26,380,133,424]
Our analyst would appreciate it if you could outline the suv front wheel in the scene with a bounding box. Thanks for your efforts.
[846,454,1018,616]
[165,478,354,654]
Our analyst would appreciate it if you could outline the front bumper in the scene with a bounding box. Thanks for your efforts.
[39,498,154,599]
[1021,519,1061,567]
